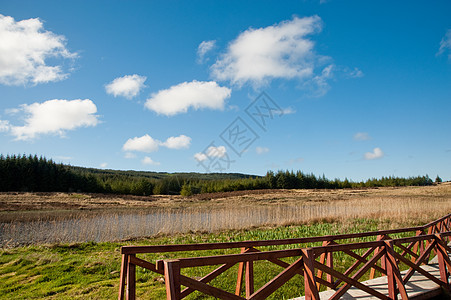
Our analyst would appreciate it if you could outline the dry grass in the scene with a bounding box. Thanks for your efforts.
[1,183,450,247]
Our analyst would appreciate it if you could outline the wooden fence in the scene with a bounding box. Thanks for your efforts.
[118,213,451,299]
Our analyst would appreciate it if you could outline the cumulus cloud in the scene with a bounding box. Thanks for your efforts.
[206,145,226,158]
[0,14,76,86]
[354,132,371,141]
[100,163,108,168]
[105,74,147,99]
[6,99,99,140]
[194,152,208,162]
[161,135,191,149]
[364,147,384,160]
[256,146,269,154]
[211,16,323,87]
[145,80,231,116]
[142,156,160,166]
[123,134,192,153]
[197,40,216,63]
[438,29,451,60]
[194,145,227,162]
[123,134,160,153]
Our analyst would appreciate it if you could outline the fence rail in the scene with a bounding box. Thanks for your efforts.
[118,213,451,300]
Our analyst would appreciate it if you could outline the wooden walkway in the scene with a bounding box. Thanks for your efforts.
[293,254,450,300]
[119,214,451,300]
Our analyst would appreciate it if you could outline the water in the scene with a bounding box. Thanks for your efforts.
[0,204,357,247]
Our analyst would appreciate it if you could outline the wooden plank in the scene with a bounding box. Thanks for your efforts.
[316,241,329,290]
[392,245,446,287]
[302,249,320,300]
[245,260,254,297]
[384,240,408,300]
[175,248,302,268]
[126,255,136,300]
[327,248,387,299]
[164,260,181,300]
[313,258,390,300]
[402,240,437,284]
[128,255,163,274]
[119,225,427,255]
[118,254,127,300]
[120,215,451,255]
[291,259,448,300]
[235,247,246,296]
[179,272,246,300]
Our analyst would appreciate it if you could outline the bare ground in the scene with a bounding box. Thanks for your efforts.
[1,182,450,212]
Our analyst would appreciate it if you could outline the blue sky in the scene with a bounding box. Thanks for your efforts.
[0,0,450,181]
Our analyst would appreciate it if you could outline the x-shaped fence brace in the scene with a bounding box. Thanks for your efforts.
[118,214,451,300]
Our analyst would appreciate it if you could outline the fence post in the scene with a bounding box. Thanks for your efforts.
[126,254,136,300]
[164,260,181,300]
[370,234,386,279]
[435,234,451,290]
[412,230,423,264]
[235,247,246,296]
[316,241,330,289]
[384,240,408,300]
[326,248,334,286]
[302,248,320,300]
[118,254,127,300]
[245,260,254,297]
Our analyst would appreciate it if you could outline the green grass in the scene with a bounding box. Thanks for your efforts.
[0,217,426,299]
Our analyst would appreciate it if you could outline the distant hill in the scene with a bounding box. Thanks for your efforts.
[68,165,259,181]
[0,154,433,196]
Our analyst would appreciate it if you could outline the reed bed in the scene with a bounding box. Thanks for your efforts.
[1,195,450,247]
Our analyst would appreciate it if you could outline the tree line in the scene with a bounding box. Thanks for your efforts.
[0,154,436,196]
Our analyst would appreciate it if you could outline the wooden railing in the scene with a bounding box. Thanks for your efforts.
[118,213,451,299]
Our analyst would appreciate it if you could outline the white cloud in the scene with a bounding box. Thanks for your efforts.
[0,14,76,86]
[123,134,160,153]
[364,147,384,160]
[123,134,192,153]
[142,156,160,166]
[354,132,371,141]
[348,67,364,78]
[194,145,227,162]
[194,152,208,162]
[197,40,216,63]
[206,145,226,158]
[0,120,10,132]
[7,99,99,140]
[162,135,191,149]
[438,29,451,60]
[145,80,231,116]
[279,107,296,115]
[211,16,323,87]
[303,64,334,97]
[105,74,147,99]
[100,162,108,168]
[256,146,269,154]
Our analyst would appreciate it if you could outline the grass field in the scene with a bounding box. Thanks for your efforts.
[0,217,428,300]
[2,184,451,247]
[0,184,450,299]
